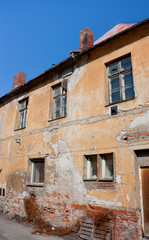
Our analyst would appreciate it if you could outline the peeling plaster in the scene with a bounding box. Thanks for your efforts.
[130,110,149,128]
[126,194,130,202]
[116,130,127,141]
[45,138,122,209]
[87,195,122,208]
[54,139,87,205]
[114,194,118,201]
[116,175,121,183]
[69,64,84,91]
[117,110,149,141]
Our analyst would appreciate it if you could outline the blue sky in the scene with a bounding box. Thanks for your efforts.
[0,0,148,97]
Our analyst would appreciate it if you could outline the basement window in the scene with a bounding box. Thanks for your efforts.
[84,153,114,189]
[17,98,28,129]
[52,80,67,119]
[31,159,44,184]
[107,56,135,104]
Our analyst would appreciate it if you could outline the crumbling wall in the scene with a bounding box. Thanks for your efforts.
[0,24,149,239]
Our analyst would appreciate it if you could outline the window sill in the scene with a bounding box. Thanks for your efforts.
[98,178,113,182]
[83,179,97,181]
[83,179,115,190]
[48,115,66,122]
[105,97,135,107]
[14,127,26,131]
[27,183,44,187]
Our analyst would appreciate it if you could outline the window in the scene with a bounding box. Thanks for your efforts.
[31,159,44,184]
[52,80,67,119]
[86,155,97,179]
[0,188,5,197]
[17,98,28,129]
[84,153,114,181]
[107,56,134,104]
[99,154,113,180]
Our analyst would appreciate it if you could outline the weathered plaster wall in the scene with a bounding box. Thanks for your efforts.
[0,23,149,238]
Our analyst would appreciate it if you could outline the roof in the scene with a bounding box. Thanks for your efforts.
[94,24,134,45]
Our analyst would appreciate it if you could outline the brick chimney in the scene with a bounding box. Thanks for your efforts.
[80,27,93,51]
[13,71,26,89]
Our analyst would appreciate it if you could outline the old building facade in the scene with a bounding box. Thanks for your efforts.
[0,19,149,239]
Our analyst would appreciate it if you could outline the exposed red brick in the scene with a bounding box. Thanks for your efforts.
[13,71,26,89]
[80,27,93,51]
[71,204,88,210]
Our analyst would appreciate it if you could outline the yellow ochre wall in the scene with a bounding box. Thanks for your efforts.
[0,23,149,221]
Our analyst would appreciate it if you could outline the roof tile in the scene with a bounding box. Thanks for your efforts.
[94,24,134,45]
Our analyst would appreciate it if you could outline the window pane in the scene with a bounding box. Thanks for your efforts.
[110,76,120,90]
[61,95,67,116]
[25,100,28,108]
[86,155,97,178]
[18,99,28,128]
[123,72,133,86]
[52,82,67,120]
[20,111,24,128]
[90,157,97,178]
[55,110,61,118]
[33,161,44,183]
[100,154,113,179]
[108,63,118,76]
[55,97,60,110]
[105,159,113,178]
[121,57,131,70]
[111,90,121,103]
[55,97,61,118]
[62,80,67,93]
[125,86,135,100]
[20,102,25,110]
[24,109,27,127]
[54,86,61,97]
